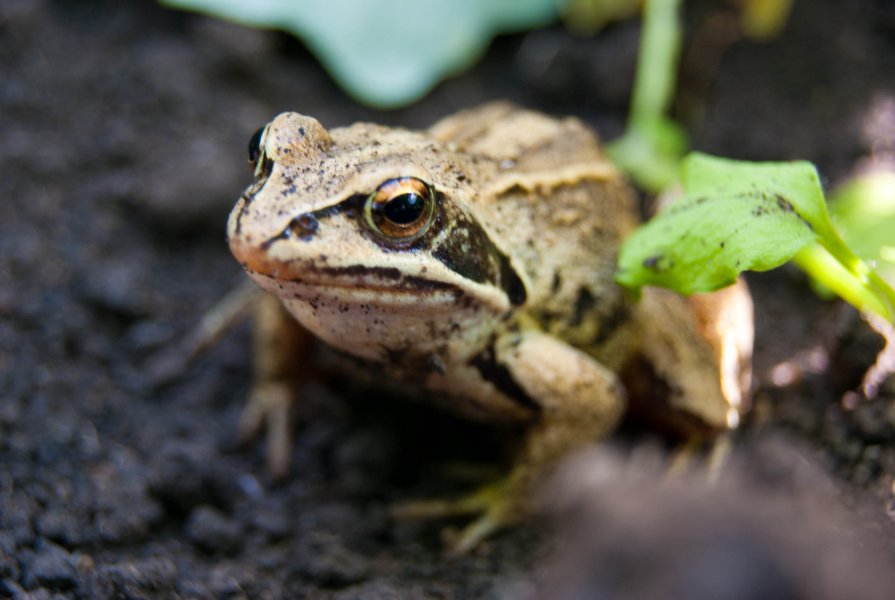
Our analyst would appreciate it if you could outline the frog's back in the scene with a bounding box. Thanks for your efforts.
[430,103,639,363]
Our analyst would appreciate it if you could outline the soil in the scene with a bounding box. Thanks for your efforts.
[2,0,895,598]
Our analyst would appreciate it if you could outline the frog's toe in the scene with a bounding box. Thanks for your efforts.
[391,479,522,555]
[237,381,295,479]
[446,511,510,557]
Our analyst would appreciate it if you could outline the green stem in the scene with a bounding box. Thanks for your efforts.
[630,0,682,126]
[607,0,686,192]
[793,243,894,321]
[820,225,895,321]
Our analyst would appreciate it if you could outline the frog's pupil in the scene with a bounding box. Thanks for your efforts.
[384,193,425,225]
[248,127,265,163]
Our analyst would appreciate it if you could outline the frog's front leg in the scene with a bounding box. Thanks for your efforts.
[395,331,625,555]
[238,293,315,478]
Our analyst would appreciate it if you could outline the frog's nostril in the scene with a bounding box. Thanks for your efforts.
[287,213,319,241]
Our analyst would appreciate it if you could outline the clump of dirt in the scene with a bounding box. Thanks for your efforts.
[2,0,893,597]
[528,438,895,600]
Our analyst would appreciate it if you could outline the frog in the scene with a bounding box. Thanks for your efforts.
[226,102,754,554]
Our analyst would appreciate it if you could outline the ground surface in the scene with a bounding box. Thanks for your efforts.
[2,0,895,598]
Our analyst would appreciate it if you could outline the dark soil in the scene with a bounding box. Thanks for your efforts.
[2,0,895,598]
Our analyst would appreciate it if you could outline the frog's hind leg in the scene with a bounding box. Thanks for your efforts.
[237,293,315,478]
[393,331,626,556]
[629,283,752,482]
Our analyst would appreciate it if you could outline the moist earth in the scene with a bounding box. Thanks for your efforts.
[2,0,895,598]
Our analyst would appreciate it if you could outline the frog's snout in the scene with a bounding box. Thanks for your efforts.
[228,234,277,278]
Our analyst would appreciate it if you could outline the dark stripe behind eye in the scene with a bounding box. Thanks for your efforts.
[432,212,527,305]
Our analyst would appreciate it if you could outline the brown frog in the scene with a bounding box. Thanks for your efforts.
[226,103,753,553]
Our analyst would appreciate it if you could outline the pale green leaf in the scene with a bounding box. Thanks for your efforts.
[829,171,895,285]
[160,0,557,107]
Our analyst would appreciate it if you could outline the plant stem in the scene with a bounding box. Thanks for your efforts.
[630,0,682,126]
[607,0,686,192]
[793,243,894,321]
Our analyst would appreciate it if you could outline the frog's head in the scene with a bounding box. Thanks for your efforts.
[228,112,527,357]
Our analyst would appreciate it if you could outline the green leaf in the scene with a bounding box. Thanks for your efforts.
[604,0,894,321]
[617,153,895,321]
[616,153,823,294]
[160,0,557,108]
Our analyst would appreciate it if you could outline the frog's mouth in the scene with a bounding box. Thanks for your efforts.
[248,271,465,308]
[230,238,465,306]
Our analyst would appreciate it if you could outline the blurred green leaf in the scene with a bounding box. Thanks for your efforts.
[161,0,558,107]
[828,171,895,285]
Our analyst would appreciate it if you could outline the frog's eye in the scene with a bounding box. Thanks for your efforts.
[248,126,265,164]
[363,177,436,243]
[248,126,272,179]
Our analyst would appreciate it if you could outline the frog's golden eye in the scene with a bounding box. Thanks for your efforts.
[364,177,436,243]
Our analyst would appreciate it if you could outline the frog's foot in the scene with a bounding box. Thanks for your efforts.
[392,330,627,556]
[237,294,315,479]
[667,432,733,485]
[237,381,295,479]
[391,478,521,557]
